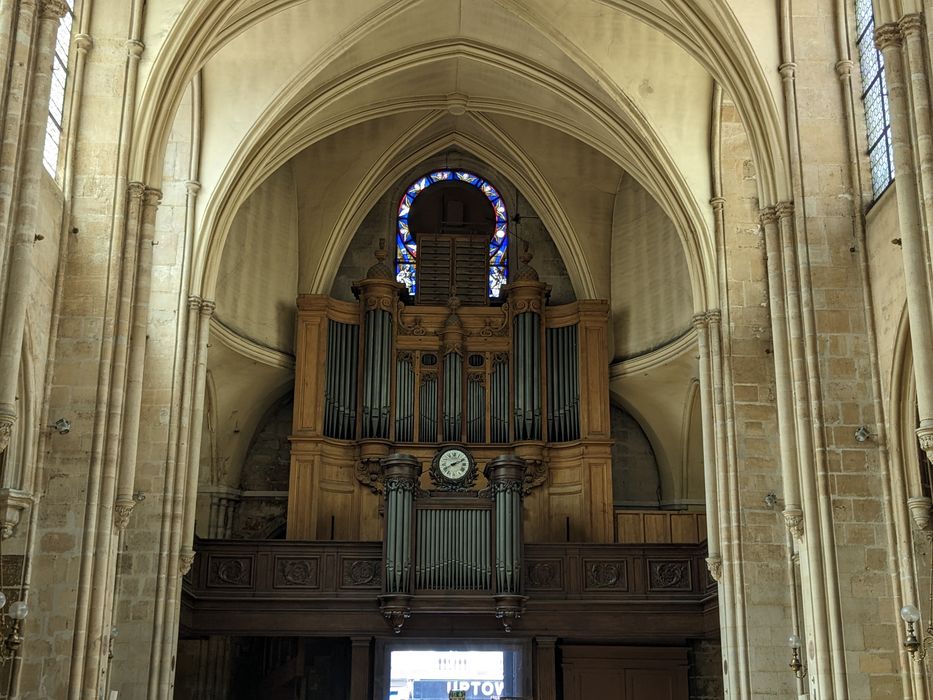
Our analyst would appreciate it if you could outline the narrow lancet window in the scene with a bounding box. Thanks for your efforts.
[43,1,75,177]
[855,0,894,197]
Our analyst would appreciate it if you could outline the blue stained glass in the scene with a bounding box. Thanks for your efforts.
[396,169,509,298]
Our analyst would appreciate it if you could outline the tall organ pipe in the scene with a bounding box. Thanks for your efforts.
[381,454,419,595]
[513,313,542,440]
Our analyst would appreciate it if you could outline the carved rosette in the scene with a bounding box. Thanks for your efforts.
[705,557,722,582]
[783,508,804,540]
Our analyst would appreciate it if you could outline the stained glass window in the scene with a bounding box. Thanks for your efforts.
[43,1,75,178]
[856,0,894,198]
[397,170,508,298]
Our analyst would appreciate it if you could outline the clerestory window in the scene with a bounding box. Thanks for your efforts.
[855,0,894,198]
[42,0,75,178]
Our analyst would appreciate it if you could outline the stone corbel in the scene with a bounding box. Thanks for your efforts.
[0,416,13,454]
[179,548,195,576]
[918,426,933,468]
[908,496,933,533]
[783,508,804,540]
[705,556,723,582]
[0,489,32,539]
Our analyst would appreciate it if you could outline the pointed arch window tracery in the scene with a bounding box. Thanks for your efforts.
[855,0,894,198]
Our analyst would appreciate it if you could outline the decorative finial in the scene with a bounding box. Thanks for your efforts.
[515,240,539,281]
[366,238,394,279]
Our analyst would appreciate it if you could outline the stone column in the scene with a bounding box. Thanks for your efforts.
[876,22,933,463]
[114,186,161,529]
[759,207,803,537]
[0,0,69,452]
[692,312,721,580]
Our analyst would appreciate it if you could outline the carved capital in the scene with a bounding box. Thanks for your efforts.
[113,500,136,530]
[709,196,725,213]
[185,180,201,196]
[898,13,924,38]
[834,59,854,79]
[200,300,216,317]
[775,201,795,220]
[917,427,933,466]
[127,181,146,200]
[778,62,796,81]
[783,508,804,540]
[187,295,202,311]
[705,556,723,582]
[705,309,722,325]
[143,188,162,208]
[874,22,903,52]
[355,457,383,494]
[759,206,778,227]
[179,550,195,576]
[39,0,68,20]
[692,313,708,330]
[0,417,13,454]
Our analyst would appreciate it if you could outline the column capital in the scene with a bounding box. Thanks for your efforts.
[709,196,725,212]
[692,313,708,330]
[187,295,202,310]
[38,0,68,21]
[705,556,722,582]
[200,299,216,317]
[126,39,145,59]
[74,33,92,53]
[874,22,903,51]
[898,12,924,37]
[127,181,146,200]
[705,309,722,325]
[185,180,202,196]
[775,201,795,219]
[778,62,796,80]
[758,205,778,226]
[143,187,163,207]
[783,508,804,540]
[834,59,854,79]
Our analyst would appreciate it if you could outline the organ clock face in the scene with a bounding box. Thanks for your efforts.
[431,446,476,490]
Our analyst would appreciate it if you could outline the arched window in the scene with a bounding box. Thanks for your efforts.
[43,0,75,177]
[855,0,894,198]
[396,170,508,300]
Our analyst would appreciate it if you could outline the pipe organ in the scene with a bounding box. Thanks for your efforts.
[287,250,613,545]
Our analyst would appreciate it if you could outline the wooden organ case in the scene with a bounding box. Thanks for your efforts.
[287,250,613,547]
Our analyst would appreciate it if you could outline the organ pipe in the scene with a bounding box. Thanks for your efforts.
[381,454,420,595]
[323,320,359,440]
[362,309,393,439]
[513,312,542,440]
[443,351,463,441]
[395,353,415,441]
[547,324,580,442]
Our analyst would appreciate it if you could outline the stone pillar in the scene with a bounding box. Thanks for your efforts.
[0,0,69,452]
[114,186,161,529]
[876,22,933,463]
